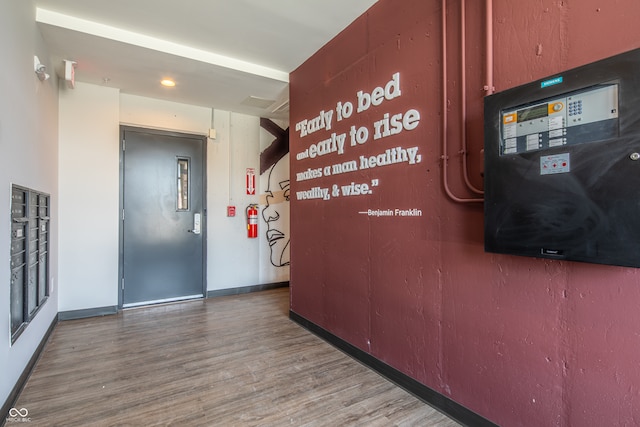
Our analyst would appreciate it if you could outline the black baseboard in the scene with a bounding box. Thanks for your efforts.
[207,281,289,298]
[1,316,57,427]
[58,305,118,321]
[289,311,498,427]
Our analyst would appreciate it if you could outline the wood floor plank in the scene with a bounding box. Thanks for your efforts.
[13,288,461,426]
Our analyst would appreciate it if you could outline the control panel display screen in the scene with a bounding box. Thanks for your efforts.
[499,84,619,156]
[517,104,548,123]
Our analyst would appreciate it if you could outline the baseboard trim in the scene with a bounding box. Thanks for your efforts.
[1,316,57,427]
[289,310,498,427]
[207,281,289,298]
[58,305,118,321]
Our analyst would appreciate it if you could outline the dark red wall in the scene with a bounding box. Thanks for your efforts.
[289,1,640,426]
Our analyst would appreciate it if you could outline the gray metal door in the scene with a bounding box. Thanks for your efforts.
[121,128,205,307]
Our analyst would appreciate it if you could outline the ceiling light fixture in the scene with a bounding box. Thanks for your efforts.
[161,79,176,87]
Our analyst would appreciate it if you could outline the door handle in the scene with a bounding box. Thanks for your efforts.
[188,213,201,234]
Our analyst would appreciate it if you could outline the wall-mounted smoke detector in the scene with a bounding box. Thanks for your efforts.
[64,60,77,89]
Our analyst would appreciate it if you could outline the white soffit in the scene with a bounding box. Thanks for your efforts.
[35,8,290,83]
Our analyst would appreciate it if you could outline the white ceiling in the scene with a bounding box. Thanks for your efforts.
[34,0,378,119]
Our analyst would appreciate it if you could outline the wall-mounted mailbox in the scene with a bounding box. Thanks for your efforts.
[10,185,50,342]
[484,48,640,268]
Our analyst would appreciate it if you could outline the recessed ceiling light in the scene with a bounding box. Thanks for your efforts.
[161,79,176,87]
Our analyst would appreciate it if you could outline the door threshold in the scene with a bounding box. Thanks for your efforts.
[123,294,203,309]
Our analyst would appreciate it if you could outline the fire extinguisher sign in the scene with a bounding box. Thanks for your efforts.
[246,168,256,195]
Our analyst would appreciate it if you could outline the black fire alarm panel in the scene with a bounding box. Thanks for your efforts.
[484,48,640,268]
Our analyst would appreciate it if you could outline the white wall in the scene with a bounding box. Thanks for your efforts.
[120,94,211,135]
[0,0,59,407]
[58,82,120,311]
[208,112,262,289]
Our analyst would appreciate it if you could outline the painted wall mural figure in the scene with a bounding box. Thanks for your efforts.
[260,118,290,267]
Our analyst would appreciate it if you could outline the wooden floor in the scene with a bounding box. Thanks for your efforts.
[13,288,461,426]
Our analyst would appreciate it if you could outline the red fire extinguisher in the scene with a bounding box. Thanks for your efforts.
[246,204,258,238]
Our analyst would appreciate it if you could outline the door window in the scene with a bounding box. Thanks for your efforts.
[177,157,190,211]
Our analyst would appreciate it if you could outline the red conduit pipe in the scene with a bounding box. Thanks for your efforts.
[484,0,495,95]
[460,0,484,195]
[441,0,483,203]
